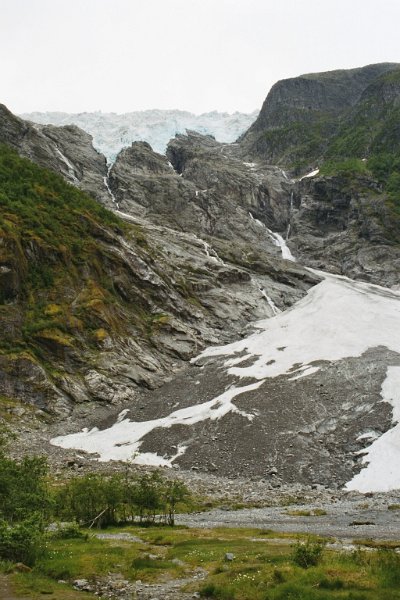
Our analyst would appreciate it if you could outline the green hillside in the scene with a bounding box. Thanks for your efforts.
[242,65,400,177]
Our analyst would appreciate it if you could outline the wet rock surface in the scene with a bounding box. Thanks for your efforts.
[0,103,111,207]
[290,175,400,287]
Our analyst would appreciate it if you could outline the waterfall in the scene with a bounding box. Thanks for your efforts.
[54,146,79,184]
[103,165,119,209]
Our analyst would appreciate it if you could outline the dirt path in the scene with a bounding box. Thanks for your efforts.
[0,575,26,600]
[134,570,206,600]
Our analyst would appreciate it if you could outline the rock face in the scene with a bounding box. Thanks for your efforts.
[0,104,111,207]
[111,131,295,245]
[0,129,315,420]
[288,174,400,287]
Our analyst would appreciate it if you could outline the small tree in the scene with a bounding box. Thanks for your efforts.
[0,517,44,566]
[0,426,49,564]
[129,472,163,523]
[162,480,189,526]
[55,474,124,527]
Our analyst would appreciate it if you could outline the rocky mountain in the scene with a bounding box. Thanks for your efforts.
[20,109,259,163]
[0,103,112,208]
[239,62,400,170]
[1,62,400,493]
[0,109,316,419]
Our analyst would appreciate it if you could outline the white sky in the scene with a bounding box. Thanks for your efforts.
[1,0,400,115]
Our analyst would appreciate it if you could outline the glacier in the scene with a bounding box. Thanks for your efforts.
[20,109,258,163]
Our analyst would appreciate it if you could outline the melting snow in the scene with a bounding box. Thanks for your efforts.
[300,168,320,180]
[196,273,400,383]
[51,268,400,482]
[345,367,400,492]
[50,381,263,463]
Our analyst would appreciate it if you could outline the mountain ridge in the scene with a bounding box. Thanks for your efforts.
[239,62,400,169]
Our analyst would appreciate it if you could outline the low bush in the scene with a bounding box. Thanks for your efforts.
[291,538,325,569]
[0,518,44,566]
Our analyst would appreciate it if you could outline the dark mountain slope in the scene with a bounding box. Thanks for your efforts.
[240,63,400,169]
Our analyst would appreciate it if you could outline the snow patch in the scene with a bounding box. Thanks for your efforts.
[345,367,400,492]
[50,381,263,463]
[195,274,400,383]
[300,168,320,180]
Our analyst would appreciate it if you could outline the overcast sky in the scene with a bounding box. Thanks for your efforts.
[1,0,400,115]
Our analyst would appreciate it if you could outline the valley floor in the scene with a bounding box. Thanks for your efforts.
[5,520,400,600]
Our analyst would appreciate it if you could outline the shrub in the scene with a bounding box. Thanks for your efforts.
[0,518,44,566]
[50,523,88,540]
[291,538,325,569]
[0,454,51,523]
[319,158,368,177]
[319,576,344,589]
[54,471,190,528]
[54,473,124,527]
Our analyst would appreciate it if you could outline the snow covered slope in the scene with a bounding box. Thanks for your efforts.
[20,109,258,163]
[51,267,400,491]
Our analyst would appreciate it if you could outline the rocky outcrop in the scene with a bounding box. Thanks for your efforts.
[109,133,297,266]
[0,104,111,207]
[288,174,400,286]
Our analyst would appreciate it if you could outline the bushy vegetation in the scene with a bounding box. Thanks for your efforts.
[291,538,325,569]
[319,158,369,178]
[55,471,189,528]
[0,429,50,565]
[0,427,189,569]
[318,153,400,222]
[0,144,120,253]
[0,145,130,360]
